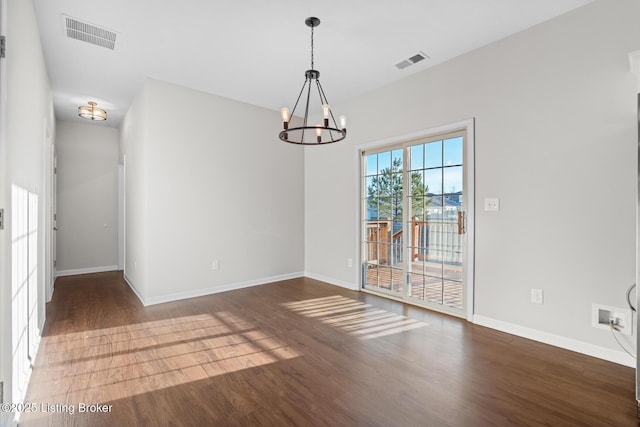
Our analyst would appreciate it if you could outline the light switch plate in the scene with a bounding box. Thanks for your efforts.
[484,198,500,212]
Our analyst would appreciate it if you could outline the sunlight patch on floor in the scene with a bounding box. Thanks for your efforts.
[281,295,427,340]
[25,312,300,417]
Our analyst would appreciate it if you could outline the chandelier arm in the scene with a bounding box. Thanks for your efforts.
[289,78,309,120]
[302,77,313,143]
[316,80,341,129]
[314,80,335,143]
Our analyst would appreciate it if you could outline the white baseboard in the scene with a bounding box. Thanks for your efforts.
[56,265,119,277]
[127,272,305,306]
[123,273,144,305]
[304,272,358,291]
[473,315,635,368]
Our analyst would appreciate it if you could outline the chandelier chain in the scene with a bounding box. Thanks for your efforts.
[310,25,314,70]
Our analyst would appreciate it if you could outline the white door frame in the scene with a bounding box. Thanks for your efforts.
[0,0,7,416]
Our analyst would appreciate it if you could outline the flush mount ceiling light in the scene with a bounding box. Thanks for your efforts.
[78,101,107,121]
[279,17,346,145]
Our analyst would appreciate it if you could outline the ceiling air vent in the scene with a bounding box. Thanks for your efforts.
[62,15,117,50]
[395,51,430,70]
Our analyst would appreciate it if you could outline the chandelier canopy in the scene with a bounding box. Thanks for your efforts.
[279,17,346,145]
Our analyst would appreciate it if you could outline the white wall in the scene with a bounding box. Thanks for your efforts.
[55,121,119,274]
[305,0,640,363]
[0,0,54,421]
[121,78,304,304]
[119,81,149,301]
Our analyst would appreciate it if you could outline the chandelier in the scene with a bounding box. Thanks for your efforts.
[279,17,346,145]
[78,101,107,121]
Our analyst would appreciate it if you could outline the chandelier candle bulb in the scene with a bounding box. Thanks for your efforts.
[316,126,322,143]
[322,104,330,127]
[280,107,290,129]
[339,115,347,131]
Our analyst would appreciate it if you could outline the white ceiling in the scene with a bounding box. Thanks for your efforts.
[33,0,594,128]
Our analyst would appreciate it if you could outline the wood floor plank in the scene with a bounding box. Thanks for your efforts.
[17,271,638,426]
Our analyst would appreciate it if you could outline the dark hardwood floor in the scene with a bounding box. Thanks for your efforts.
[18,271,639,426]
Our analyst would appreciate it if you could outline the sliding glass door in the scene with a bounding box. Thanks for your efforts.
[362,131,469,316]
[363,148,405,295]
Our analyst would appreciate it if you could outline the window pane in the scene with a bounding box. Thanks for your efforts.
[443,166,463,194]
[408,196,423,219]
[391,172,403,195]
[425,276,443,304]
[365,153,378,176]
[364,198,378,220]
[364,223,379,242]
[390,173,403,220]
[409,169,425,194]
[426,197,442,221]
[365,176,377,196]
[425,169,442,195]
[444,136,463,166]
[391,242,403,266]
[445,193,463,211]
[425,141,442,168]
[364,243,380,266]
[391,268,404,291]
[444,259,462,281]
[392,149,403,172]
[409,247,426,274]
[378,151,391,173]
[444,195,461,222]
[443,280,463,309]
[381,243,395,266]
[377,197,391,219]
[408,274,425,300]
[410,145,423,170]
[378,267,392,289]
[365,265,378,287]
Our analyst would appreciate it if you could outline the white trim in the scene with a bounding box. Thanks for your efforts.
[304,271,358,290]
[117,161,125,270]
[354,118,476,321]
[130,272,305,306]
[354,119,476,151]
[473,314,635,368]
[465,119,475,321]
[56,265,119,277]
[362,286,465,318]
[123,273,144,305]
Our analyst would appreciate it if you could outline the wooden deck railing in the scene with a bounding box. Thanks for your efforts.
[365,218,463,267]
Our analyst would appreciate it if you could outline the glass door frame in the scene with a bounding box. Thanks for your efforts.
[356,119,475,320]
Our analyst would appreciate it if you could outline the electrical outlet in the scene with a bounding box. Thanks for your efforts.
[531,288,543,304]
[484,198,500,212]
[592,304,632,336]
[212,260,220,271]
[347,258,353,268]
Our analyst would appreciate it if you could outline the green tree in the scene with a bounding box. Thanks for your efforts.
[368,157,430,220]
